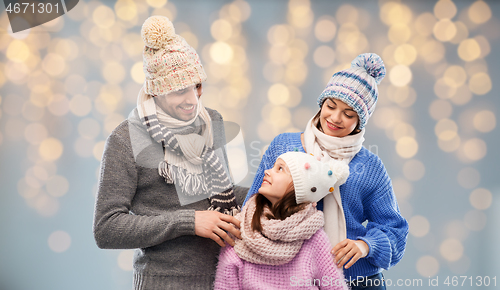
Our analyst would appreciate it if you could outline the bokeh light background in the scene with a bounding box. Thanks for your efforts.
[1,0,499,289]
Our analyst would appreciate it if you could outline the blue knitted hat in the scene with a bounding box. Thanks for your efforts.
[317,53,386,129]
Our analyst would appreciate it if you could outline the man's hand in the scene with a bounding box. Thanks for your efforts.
[331,239,369,269]
[195,211,242,247]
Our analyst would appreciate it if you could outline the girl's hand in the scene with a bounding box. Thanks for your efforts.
[331,239,369,269]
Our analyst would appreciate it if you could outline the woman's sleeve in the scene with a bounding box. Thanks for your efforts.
[214,245,242,290]
[243,136,279,205]
[356,156,409,270]
[92,129,195,249]
[312,231,349,290]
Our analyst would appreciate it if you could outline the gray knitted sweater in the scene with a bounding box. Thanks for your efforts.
[93,108,248,290]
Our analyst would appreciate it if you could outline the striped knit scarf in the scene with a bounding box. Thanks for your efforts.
[137,86,240,215]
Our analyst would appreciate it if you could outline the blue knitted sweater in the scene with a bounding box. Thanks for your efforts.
[244,132,409,281]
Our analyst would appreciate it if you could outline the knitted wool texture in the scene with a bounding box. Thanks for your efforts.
[317,53,386,129]
[233,195,324,266]
[277,152,349,204]
[243,132,409,281]
[141,16,207,96]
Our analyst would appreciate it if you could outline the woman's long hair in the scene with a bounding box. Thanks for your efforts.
[251,188,307,233]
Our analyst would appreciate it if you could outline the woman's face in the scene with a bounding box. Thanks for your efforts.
[154,84,203,121]
[258,158,294,205]
[319,98,359,138]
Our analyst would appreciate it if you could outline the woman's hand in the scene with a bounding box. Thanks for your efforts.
[331,239,369,269]
[195,211,242,247]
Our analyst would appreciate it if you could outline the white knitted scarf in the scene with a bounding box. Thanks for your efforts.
[303,116,365,246]
[234,195,324,266]
[136,86,240,214]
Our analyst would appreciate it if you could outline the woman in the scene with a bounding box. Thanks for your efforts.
[244,53,409,289]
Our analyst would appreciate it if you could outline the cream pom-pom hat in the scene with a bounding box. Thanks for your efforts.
[141,16,207,96]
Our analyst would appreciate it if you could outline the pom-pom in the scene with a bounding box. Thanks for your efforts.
[141,16,176,49]
[304,163,311,170]
[329,161,350,186]
[351,53,386,85]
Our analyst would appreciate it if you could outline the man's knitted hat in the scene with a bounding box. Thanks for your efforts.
[278,152,349,204]
[317,53,386,129]
[141,16,207,96]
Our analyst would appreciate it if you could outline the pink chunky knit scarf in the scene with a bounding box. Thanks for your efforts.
[234,196,324,265]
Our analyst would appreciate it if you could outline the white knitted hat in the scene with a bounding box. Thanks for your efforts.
[278,152,349,204]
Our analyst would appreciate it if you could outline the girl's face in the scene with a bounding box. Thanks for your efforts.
[319,98,359,138]
[258,158,294,205]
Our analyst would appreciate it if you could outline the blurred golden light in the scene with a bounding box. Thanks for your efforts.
[48,94,70,116]
[42,53,66,77]
[457,167,480,189]
[104,113,125,134]
[392,178,413,200]
[35,193,60,216]
[93,5,116,28]
[335,4,358,24]
[337,24,368,55]
[464,210,487,231]
[228,0,251,23]
[218,86,243,108]
[433,19,457,42]
[434,78,455,99]
[458,38,481,62]
[434,0,457,20]
[396,136,418,158]
[450,21,468,44]
[121,33,143,57]
[403,159,425,181]
[440,239,463,261]
[146,0,166,8]
[257,120,281,142]
[438,134,461,152]
[211,19,233,42]
[287,1,314,28]
[74,137,96,158]
[416,256,439,277]
[389,65,412,87]
[48,231,71,253]
[46,175,69,197]
[450,85,472,106]
[39,138,64,161]
[380,2,412,25]
[372,107,402,129]
[474,35,491,58]
[78,118,101,140]
[269,44,292,65]
[22,102,45,122]
[470,188,492,210]
[446,220,469,241]
[268,83,290,105]
[468,1,491,24]
[409,215,430,237]
[6,62,30,84]
[313,46,335,68]
[115,0,138,21]
[102,61,126,84]
[292,107,314,129]
[463,138,487,161]
[93,141,106,161]
[388,23,411,44]
[394,44,417,65]
[473,110,496,133]
[419,40,445,63]
[53,39,79,61]
[118,250,134,271]
[130,62,145,84]
[468,72,491,95]
[268,25,293,45]
[314,17,337,42]
[210,41,234,64]
[262,104,291,128]
[24,123,48,145]
[415,12,437,37]
[443,65,467,88]
[391,122,416,141]
[285,61,308,85]
[69,95,92,117]
[152,6,176,24]
[435,119,458,141]
[64,74,87,96]
[6,40,30,63]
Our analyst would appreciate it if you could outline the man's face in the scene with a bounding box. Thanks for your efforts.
[154,84,203,121]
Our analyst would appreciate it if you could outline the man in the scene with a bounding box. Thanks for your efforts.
[93,16,247,290]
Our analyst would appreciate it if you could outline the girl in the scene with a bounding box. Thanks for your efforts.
[244,53,409,290]
[214,152,349,290]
